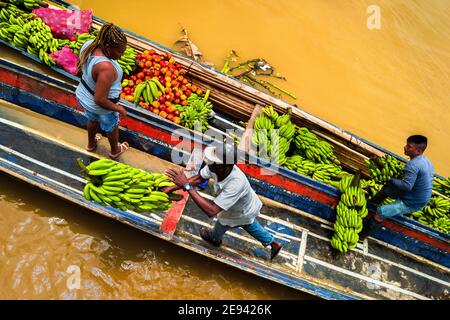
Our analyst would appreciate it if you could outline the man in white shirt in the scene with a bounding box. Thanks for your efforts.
[163,145,283,261]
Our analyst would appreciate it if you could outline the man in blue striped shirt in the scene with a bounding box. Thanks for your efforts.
[360,135,434,239]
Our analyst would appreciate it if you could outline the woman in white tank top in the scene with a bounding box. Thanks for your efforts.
[76,23,129,159]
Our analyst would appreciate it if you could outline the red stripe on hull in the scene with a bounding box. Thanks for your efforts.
[382,219,449,253]
[0,67,81,111]
[236,163,338,207]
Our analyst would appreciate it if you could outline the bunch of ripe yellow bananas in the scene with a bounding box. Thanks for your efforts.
[78,158,175,214]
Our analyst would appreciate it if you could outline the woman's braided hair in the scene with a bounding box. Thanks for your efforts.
[77,23,127,73]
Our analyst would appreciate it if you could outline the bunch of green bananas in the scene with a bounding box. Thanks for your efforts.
[0,8,58,66]
[424,196,450,218]
[312,163,346,185]
[412,211,450,234]
[253,113,274,131]
[69,32,96,55]
[283,155,316,176]
[294,127,339,165]
[261,105,278,123]
[117,46,137,75]
[433,177,450,197]
[177,90,213,133]
[330,174,368,253]
[283,155,304,171]
[411,196,450,234]
[430,216,450,234]
[278,122,296,141]
[251,129,271,158]
[6,0,48,11]
[0,3,34,41]
[360,178,380,190]
[366,155,404,183]
[268,134,290,165]
[252,106,296,165]
[359,179,383,199]
[79,158,175,213]
[133,77,164,105]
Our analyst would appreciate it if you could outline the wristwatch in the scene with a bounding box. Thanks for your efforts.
[183,183,192,191]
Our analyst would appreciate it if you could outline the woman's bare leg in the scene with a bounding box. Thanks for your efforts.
[107,125,120,154]
[87,120,100,150]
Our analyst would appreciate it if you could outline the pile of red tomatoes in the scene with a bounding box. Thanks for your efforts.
[120,49,203,124]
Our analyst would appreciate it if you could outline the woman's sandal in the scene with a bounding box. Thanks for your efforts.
[86,134,102,152]
[109,141,130,159]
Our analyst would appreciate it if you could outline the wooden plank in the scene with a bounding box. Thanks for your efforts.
[160,190,190,236]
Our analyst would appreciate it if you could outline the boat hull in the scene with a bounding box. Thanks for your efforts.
[0,112,448,300]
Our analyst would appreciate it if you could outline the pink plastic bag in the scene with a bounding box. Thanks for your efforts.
[50,45,78,75]
[32,8,93,41]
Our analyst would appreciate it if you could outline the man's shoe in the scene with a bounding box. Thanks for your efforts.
[270,241,283,261]
[199,227,222,247]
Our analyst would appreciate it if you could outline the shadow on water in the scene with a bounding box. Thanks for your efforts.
[0,171,317,300]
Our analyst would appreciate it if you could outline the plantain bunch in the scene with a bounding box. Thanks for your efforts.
[366,155,404,183]
[252,106,295,165]
[330,174,368,254]
[294,127,339,165]
[411,196,450,234]
[78,158,176,214]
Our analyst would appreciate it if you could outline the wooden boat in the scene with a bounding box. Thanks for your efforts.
[0,100,448,300]
[0,0,448,270]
